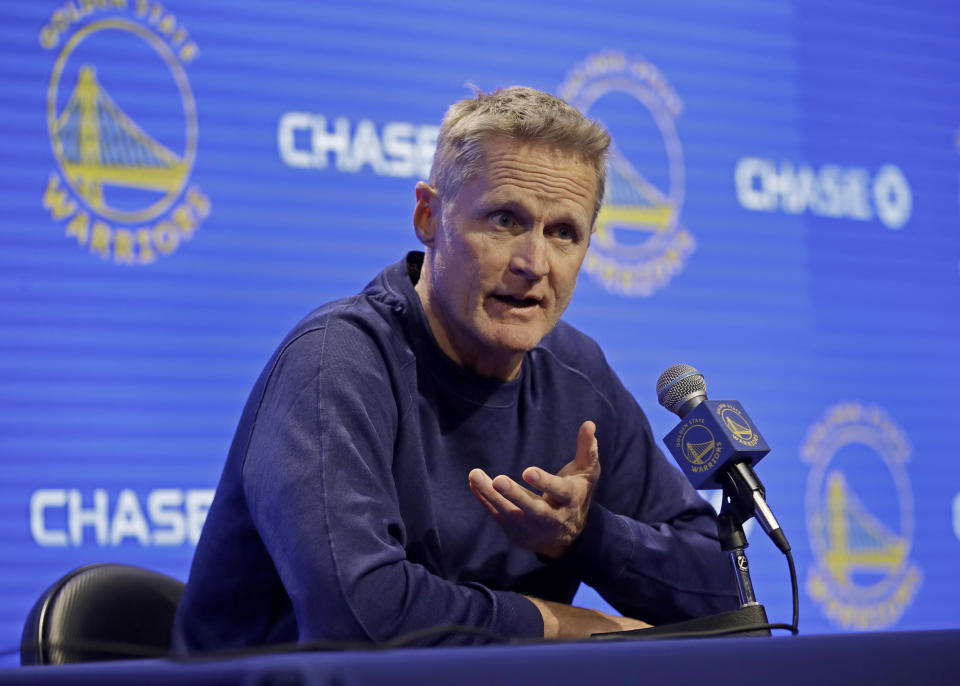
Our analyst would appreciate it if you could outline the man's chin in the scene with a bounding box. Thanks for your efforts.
[487,325,549,355]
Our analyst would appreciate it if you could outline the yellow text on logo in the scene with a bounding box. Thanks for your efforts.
[44,172,209,264]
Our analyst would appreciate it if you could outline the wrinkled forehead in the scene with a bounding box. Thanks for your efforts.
[457,136,597,209]
[474,134,593,174]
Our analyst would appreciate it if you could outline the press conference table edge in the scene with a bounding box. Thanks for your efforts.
[4,627,960,686]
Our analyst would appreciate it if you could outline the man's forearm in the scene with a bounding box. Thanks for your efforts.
[522,595,651,639]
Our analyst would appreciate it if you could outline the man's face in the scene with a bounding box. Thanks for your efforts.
[415,136,597,379]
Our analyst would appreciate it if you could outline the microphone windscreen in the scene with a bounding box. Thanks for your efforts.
[656,364,707,415]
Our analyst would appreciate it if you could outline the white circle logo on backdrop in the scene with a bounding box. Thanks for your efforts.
[40,4,209,264]
[559,52,694,297]
[802,402,921,630]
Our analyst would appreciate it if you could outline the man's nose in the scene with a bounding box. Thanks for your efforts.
[510,231,549,280]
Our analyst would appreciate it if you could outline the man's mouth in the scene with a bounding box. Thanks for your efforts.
[491,294,540,308]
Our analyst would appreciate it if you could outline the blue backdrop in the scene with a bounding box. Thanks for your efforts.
[2,0,959,661]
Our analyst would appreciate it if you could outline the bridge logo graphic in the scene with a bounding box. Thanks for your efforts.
[679,422,721,471]
[718,403,760,448]
[40,8,209,264]
[558,52,694,297]
[802,402,921,630]
[52,64,189,220]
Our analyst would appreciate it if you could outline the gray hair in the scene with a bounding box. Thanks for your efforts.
[429,86,611,221]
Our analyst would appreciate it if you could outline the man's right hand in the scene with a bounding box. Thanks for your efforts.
[468,420,601,559]
[522,595,652,639]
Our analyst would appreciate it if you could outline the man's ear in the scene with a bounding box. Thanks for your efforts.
[413,181,440,247]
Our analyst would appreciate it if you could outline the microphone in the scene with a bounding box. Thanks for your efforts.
[656,364,790,554]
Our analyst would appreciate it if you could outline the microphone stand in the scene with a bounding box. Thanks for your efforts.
[593,464,771,639]
[711,472,771,635]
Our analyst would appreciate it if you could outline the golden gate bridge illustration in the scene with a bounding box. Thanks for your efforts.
[685,438,715,464]
[723,413,754,442]
[51,65,187,211]
[594,144,676,249]
[818,471,906,585]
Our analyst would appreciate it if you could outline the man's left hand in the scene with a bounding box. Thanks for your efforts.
[468,420,601,558]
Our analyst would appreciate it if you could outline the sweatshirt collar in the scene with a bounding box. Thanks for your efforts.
[382,252,524,408]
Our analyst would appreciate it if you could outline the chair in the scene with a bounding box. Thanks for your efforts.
[20,563,185,665]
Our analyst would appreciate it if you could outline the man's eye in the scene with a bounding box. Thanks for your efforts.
[490,211,514,228]
[550,225,576,241]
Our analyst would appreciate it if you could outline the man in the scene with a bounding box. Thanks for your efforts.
[173,87,738,651]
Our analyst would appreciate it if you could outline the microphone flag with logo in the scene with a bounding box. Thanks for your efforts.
[656,363,790,554]
[657,364,770,489]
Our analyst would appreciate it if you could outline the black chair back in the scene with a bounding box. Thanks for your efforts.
[20,563,185,665]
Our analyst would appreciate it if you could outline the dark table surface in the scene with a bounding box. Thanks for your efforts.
[4,628,959,686]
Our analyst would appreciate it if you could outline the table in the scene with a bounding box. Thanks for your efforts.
[3,628,959,686]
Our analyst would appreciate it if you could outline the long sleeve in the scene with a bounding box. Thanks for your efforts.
[174,259,739,652]
[240,318,543,644]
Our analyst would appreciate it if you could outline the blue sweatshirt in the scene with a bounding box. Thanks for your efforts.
[172,253,738,651]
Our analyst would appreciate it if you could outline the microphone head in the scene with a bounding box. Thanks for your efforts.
[656,364,707,417]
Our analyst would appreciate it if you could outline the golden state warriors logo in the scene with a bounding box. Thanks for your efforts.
[40,2,210,264]
[558,52,693,297]
[802,402,921,630]
[678,421,721,473]
[717,403,759,447]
